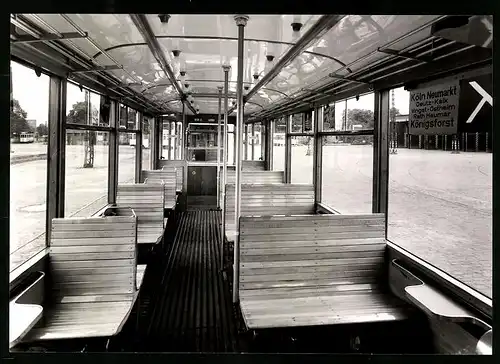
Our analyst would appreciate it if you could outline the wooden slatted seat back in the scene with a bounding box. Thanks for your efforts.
[49,213,138,301]
[162,166,183,192]
[116,183,165,245]
[225,184,315,225]
[142,170,177,208]
[116,183,164,223]
[238,214,387,296]
[242,160,266,170]
[142,169,176,186]
[225,170,284,184]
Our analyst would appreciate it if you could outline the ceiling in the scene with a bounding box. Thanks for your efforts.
[11,14,489,118]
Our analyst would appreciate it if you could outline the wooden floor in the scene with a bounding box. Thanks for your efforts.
[128,211,238,352]
[187,196,218,210]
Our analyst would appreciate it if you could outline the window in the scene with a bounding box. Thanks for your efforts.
[387,86,492,298]
[176,122,183,159]
[273,118,286,171]
[291,136,313,184]
[290,112,313,134]
[142,116,151,170]
[161,119,170,160]
[320,93,375,213]
[243,124,250,160]
[118,131,136,184]
[66,83,108,127]
[254,123,263,161]
[321,136,373,213]
[10,61,49,272]
[322,93,375,132]
[64,130,109,217]
[227,124,235,165]
[127,108,138,130]
[291,113,303,133]
[164,120,185,161]
[119,104,128,129]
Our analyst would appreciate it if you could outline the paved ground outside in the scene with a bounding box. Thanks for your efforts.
[9,143,492,298]
[274,144,492,298]
[9,143,146,272]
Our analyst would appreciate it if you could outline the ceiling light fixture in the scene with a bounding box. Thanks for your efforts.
[158,14,171,24]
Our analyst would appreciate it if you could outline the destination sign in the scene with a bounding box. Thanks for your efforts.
[409,80,460,135]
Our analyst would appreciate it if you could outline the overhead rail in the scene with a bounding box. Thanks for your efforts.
[251,15,450,119]
[228,15,345,116]
[244,15,345,102]
[33,14,164,111]
[130,14,198,115]
[91,35,349,68]
[252,37,485,120]
[10,14,164,114]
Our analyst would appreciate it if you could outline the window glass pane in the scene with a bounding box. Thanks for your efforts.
[387,87,492,298]
[128,107,137,130]
[161,120,170,160]
[177,122,183,159]
[118,132,136,184]
[89,92,102,126]
[66,84,108,127]
[10,61,49,272]
[346,93,374,131]
[119,104,127,129]
[243,124,249,160]
[66,83,87,125]
[167,121,174,159]
[65,131,109,217]
[323,103,336,131]
[273,118,286,171]
[321,135,373,213]
[291,113,303,133]
[142,116,151,169]
[291,136,313,184]
[323,94,375,131]
[228,131,234,165]
[254,123,262,161]
[304,110,313,133]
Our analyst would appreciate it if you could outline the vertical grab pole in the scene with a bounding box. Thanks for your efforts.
[222,64,231,270]
[233,14,249,304]
[217,86,223,209]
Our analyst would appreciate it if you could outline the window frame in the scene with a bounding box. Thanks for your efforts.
[9,61,52,279]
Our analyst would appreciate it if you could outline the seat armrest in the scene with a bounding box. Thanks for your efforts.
[392,260,491,331]
[10,272,45,348]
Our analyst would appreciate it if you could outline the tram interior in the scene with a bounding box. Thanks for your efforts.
[7,14,492,354]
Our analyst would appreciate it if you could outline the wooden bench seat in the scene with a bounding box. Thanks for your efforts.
[238,214,413,330]
[225,184,315,242]
[238,160,266,171]
[116,183,166,245]
[224,170,284,184]
[22,212,144,342]
[162,166,183,193]
[142,169,177,209]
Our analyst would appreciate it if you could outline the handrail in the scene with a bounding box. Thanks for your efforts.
[244,15,345,102]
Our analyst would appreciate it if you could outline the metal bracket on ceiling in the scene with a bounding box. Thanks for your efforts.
[377,47,432,63]
[70,65,124,74]
[11,31,88,44]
